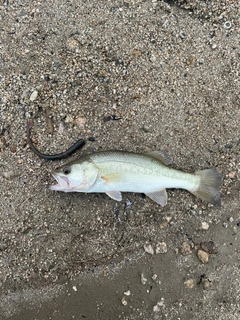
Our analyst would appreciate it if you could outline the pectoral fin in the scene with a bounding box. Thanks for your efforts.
[106,191,122,201]
[100,173,122,184]
[146,189,168,206]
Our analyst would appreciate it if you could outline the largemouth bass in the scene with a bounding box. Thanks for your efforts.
[50,150,222,206]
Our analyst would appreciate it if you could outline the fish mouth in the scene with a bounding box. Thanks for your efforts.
[50,173,72,191]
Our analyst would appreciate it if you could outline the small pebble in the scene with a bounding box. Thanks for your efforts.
[202,279,212,290]
[72,286,77,292]
[65,115,74,124]
[152,274,158,280]
[153,299,165,312]
[228,171,236,179]
[10,144,17,153]
[66,38,80,51]
[141,273,147,285]
[223,21,231,29]
[30,90,38,101]
[132,49,142,56]
[155,242,167,254]
[200,222,210,230]
[125,200,132,207]
[159,221,168,229]
[229,217,234,223]
[184,279,194,288]
[179,242,192,256]
[223,222,228,228]
[75,116,87,129]
[121,297,127,306]
[197,250,209,264]
[212,43,217,49]
[144,244,154,255]
[200,241,218,254]
[124,290,131,296]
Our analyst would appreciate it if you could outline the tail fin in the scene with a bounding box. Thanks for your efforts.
[192,168,222,206]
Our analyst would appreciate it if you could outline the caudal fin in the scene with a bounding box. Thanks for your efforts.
[192,168,222,206]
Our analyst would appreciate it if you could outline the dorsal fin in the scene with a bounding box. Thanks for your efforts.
[145,151,172,166]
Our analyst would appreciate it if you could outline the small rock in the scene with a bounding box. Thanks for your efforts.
[75,116,87,129]
[155,242,167,254]
[124,290,131,296]
[141,273,147,285]
[202,279,212,290]
[144,244,154,255]
[150,54,157,63]
[228,171,236,179]
[153,299,165,312]
[184,278,194,288]
[72,285,77,292]
[132,49,142,56]
[10,144,17,153]
[197,250,209,264]
[125,200,132,207]
[30,90,38,101]
[66,38,80,51]
[142,125,152,133]
[65,115,74,124]
[121,297,127,306]
[159,221,168,229]
[152,274,158,280]
[228,217,234,223]
[200,241,218,254]
[200,222,210,230]
[223,21,231,29]
[58,122,65,134]
[165,216,172,223]
[223,222,228,228]
[179,242,192,255]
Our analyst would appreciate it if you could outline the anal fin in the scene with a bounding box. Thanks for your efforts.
[106,191,122,201]
[146,189,168,206]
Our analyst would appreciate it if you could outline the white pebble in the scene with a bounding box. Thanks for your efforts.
[30,90,38,101]
[201,222,210,230]
[72,286,77,292]
[124,290,131,296]
[141,273,147,285]
[223,21,231,29]
[144,244,154,255]
[121,297,127,306]
[152,274,158,280]
[155,242,167,254]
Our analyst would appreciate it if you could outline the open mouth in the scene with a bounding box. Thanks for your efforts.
[49,173,71,191]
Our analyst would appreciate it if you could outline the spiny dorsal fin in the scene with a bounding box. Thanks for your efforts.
[145,151,172,166]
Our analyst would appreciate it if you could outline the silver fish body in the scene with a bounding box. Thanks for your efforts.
[50,150,222,206]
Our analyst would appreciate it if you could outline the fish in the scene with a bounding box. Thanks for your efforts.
[50,150,222,206]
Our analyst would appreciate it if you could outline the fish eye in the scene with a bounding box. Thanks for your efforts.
[63,166,71,175]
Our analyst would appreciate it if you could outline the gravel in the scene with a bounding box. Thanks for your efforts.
[0,0,240,319]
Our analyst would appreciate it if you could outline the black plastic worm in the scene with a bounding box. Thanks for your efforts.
[27,119,85,160]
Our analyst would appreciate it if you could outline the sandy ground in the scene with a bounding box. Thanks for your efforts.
[0,0,240,319]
